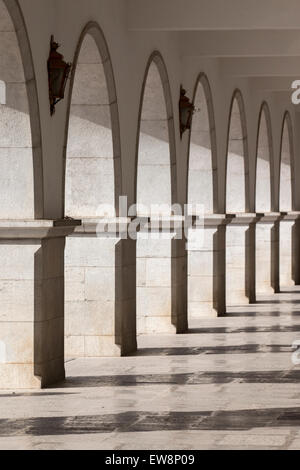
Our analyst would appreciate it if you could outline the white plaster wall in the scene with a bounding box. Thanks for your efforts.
[137,61,172,216]
[188,78,214,214]
[65,33,115,218]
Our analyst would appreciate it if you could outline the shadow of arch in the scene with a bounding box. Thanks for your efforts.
[225,89,249,213]
[187,73,218,214]
[134,51,177,211]
[2,0,44,218]
[255,102,274,212]
[63,21,122,216]
[280,111,295,212]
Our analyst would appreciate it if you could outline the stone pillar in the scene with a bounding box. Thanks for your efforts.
[188,215,226,319]
[0,220,80,390]
[226,214,257,306]
[137,217,187,335]
[280,212,300,288]
[65,218,137,359]
[292,217,300,285]
[256,213,280,295]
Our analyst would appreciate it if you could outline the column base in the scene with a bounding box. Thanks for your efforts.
[188,215,226,319]
[137,217,188,335]
[226,213,257,308]
[256,213,280,295]
[65,218,137,358]
[0,220,80,390]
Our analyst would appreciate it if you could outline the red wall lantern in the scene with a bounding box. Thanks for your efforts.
[179,86,195,138]
[47,36,72,116]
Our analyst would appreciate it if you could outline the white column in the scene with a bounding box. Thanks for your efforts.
[0,220,80,390]
[188,215,226,319]
[256,213,280,295]
[280,212,300,288]
[137,217,187,335]
[65,218,137,358]
[226,214,257,306]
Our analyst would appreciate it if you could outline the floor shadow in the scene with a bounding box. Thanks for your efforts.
[60,370,300,388]
[278,290,300,294]
[0,392,77,398]
[2,406,300,435]
[188,325,300,334]
[255,300,300,305]
[224,310,300,318]
[132,344,291,357]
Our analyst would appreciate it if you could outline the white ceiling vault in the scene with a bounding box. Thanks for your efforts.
[127,0,300,95]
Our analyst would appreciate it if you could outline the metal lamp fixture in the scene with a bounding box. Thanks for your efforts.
[47,35,72,116]
[179,86,195,138]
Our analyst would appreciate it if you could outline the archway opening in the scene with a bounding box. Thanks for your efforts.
[226,94,247,214]
[255,104,275,295]
[256,105,272,213]
[136,55,178,336]
[279,113,295,287]
[280,114,293,213]
[0,0,46,389]
[65,33,115,218]
[226,92,250,306]
[64,28,121,359]
[187,76,218,321]
[136,61,172,216]
[0,0,36,219]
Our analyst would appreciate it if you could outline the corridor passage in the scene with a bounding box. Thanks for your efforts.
[1,288,300,450]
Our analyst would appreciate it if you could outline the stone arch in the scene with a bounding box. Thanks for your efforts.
[187,73,218,214]
[64,21,122,218]
[279,112,296,288]
[279,112,294,212]
[135,51,177,215]
[0,0,43,218]
[136,52,182,336]
[255,102,274,213]
[255,104,276,296]
[64,23,123,359]
[226,90,249,213]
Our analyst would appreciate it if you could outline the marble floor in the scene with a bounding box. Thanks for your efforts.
[1,287,300,449]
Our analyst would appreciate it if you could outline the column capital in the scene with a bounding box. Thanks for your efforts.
[256,212,281,224]
[226,213,258,225]
[0,219,81,239]
[74,217,131,236]
[203,214,227,227]
[280,211,300,221]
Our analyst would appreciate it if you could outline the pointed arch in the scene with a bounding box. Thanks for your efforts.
[0,0,43,218]
[135,51,177,215]
[64,21,122,218]
[255,102,274,212]
[187,73,218,214]
[279,111,294,212]
[225,89,249,213]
